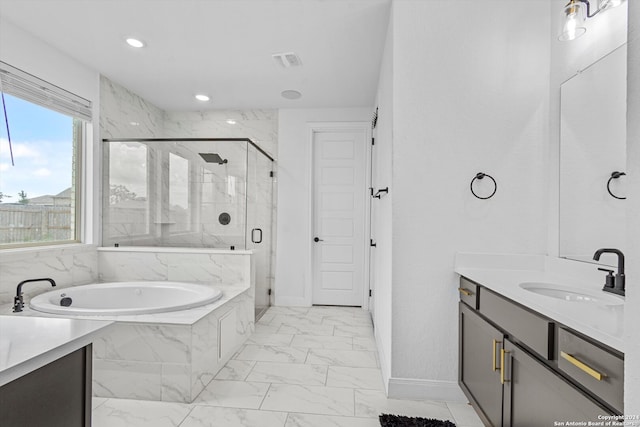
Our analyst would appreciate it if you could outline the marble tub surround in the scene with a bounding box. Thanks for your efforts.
[0,315,112,386]
[0,243,98,306]
[97,247,252,291]
[454,253,624,351]
[92,288,254,403]
[91,306,483,427]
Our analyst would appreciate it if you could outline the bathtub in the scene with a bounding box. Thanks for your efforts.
[29,281,223,316]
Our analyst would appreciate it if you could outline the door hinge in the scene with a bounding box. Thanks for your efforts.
[268,288,272,296]
[369,289,372,297]
[371,137,375,146]
[269,171,274,178]
[370,239,377,247]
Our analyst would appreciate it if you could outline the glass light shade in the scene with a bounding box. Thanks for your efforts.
[604,0,623,8]
[558,1,587,41]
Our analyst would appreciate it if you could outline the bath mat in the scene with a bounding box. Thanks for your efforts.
[379,413,456,427]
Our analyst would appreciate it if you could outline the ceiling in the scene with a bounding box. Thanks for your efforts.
[0,0,391,111]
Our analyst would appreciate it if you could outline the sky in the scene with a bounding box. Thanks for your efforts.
[0,94,73,201]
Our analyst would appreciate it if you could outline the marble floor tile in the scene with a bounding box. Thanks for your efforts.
[352,336,377,351]
[180,406,288,427]
[234,344,308,363]
[333,325,374,338]
[326,366,384,390]
[265,306,310,315]
[214,360,256,381]
[290,334,353,350]
[269,314,325,326]
[194,379,270,409]
[246,333,294,346]
[446,402,484,426]
[246,361,328,386]
[306,349,378,368]
[278,324,335,336]
[254,324,280,334]
[284,413,379,427]
[354,389,455,421]
[307,306,367,317]
[322,315,373,327]
[260,383,355,416]
[92,398,191,427]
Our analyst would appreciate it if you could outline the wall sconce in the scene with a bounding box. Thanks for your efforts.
[558,0,624,41]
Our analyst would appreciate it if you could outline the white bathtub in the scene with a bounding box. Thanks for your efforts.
[29,281,223,316]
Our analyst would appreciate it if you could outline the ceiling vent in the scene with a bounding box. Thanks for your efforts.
[272,52,302,68]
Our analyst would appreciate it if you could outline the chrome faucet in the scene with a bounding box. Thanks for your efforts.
[593,249,625,296]
[13,278,57,312]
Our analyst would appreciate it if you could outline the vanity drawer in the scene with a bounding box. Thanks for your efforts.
[458,277,479,309]
[479,288,554,360]
[558,328,623,414]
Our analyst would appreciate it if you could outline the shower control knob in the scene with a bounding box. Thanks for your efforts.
[313,237,324,242]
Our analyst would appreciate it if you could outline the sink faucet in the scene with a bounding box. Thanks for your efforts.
[13,278,56,313]
[593,249,625,296]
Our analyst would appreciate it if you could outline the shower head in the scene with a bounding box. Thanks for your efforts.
[199,153,228,165]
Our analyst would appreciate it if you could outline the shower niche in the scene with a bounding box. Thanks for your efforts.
[102,138,274,318]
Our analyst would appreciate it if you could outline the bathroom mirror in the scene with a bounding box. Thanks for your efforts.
[559,45,627,265]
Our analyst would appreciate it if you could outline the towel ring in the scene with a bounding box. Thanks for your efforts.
[607,171,626,200]
[470,172,497,200]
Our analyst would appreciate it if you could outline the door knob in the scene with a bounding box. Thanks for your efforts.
[314,237,324,242]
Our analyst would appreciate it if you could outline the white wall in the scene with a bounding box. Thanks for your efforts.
[547,1,628,258]
[371,10,394,393]
[0,19,101,304]
[387,0,550,400]
[275,108,371,306]
[625,0,640,415]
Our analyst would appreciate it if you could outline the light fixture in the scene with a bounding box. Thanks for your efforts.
[125,38,145,48]
[281,90,302,100]
[226,119,237,125]
[195,94,210,102]
[558,0,624,41]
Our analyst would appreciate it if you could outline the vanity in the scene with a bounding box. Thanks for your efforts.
[0,316,112,427]
[456,254,625,427]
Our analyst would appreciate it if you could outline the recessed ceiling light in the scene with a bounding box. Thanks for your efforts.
[195,94,210,102]
[129,121,140,126]
[281,90,302,100]
[126,38,145,48]
[226,119,237,125]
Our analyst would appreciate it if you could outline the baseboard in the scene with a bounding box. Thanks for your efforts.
[374,329,391,395]
[273,296,310,307]
[387,377,467,403]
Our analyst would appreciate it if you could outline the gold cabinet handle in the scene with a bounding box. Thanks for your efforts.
[560,351,606,381]
[501,349,510,384]
[458,287,473,296]
[492,340,502,371]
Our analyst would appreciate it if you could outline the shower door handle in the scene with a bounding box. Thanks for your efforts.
[251,228,263,244]
[314,237,324,242]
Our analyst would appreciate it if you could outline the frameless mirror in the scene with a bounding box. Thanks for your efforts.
[559,45,627,265]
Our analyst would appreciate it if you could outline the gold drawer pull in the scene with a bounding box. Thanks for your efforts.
[492,339,502,371]
[458,287,473,296]
[500,349,510,384]
[560,351,606,381]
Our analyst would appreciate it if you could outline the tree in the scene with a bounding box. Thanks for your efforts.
[110,184,137,205]
[0,192,11,203]
[18,190,28,204]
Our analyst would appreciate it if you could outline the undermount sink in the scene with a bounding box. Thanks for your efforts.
[519,282,624,306]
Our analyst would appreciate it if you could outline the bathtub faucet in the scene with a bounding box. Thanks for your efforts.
[13,278,57,313]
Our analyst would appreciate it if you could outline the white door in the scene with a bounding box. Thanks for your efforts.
[312,129,367,306]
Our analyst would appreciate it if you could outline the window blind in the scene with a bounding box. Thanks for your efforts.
[0,61,92,121]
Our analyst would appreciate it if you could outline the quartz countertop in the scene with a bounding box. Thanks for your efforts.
[455,253,624,353]
[0,315,113,386]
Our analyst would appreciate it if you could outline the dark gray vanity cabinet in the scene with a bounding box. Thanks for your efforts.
[459,277,620,426]
[0,345,92,427]
[502,338,606,426]
[459,302,504,426]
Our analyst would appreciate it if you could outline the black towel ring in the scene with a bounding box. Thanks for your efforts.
[470,172,497,200]
[607,171,626,200]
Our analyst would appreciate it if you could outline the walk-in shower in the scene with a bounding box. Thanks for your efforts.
[102,138,274,318]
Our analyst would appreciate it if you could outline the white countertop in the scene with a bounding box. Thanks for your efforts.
[455,253,625,353]
[0,316,113,386]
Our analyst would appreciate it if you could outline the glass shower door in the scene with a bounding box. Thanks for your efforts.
[246,144,274,320]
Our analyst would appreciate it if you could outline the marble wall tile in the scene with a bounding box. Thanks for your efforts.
[161,363,192,403]
[167,254,247,285]
[98,251,169,282]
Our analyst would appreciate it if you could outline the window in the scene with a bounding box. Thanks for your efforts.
[0,62,90,248]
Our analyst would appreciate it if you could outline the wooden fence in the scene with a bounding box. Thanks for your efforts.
[0,205,73,244]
